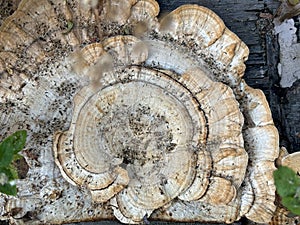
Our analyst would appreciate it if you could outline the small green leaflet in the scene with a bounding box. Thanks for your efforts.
[0,183,17,196]
[0,130,27,196]
[0,130,27,168]
[62,20,74,34]
[282,196,300,215]
[274,166,300,216]
[0,165,18,180]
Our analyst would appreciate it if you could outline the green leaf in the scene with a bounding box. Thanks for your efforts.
[0,183,17,196]
[273,166,300,198]
[0,165,18,180]
[13,153,23,162]
[0,130,27,167]
[295,187,300,200]
[62,20,74,34]
[282,196,300,216]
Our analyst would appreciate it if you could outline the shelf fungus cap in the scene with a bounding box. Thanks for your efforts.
[54,33,208,212]
[46,2,277,224]
[0,0,281,224]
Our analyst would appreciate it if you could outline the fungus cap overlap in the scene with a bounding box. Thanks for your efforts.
[0,0,283,224]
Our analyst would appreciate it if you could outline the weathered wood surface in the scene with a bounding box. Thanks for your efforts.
[0,0,299,225]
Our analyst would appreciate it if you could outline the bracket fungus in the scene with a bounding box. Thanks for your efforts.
[0,0,297,224]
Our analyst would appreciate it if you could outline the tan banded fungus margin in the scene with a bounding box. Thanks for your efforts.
[0,0,295,224]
